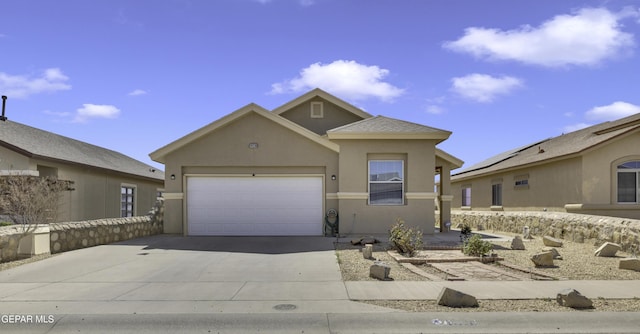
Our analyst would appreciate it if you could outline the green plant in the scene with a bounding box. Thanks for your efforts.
[0,221,13,226]
[462,234,493,257]
[389,218,423,257]
[459,224,472,243]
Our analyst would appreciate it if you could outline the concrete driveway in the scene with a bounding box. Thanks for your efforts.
[0,234,389,315]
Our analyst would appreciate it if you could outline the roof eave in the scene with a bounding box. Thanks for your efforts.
[272,88,373,119]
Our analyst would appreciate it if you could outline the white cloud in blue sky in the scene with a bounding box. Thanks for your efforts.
[450,74,523,103]
[74,104,121,123]
[0,68,71,99]
[128,89,148,96]
[444,7,637,67]
[270,60,405,102]
[586,101,640,121]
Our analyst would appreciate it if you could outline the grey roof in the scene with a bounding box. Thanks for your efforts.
[328,115,451,135]
[0,120,163,181]
[453,112,640,180]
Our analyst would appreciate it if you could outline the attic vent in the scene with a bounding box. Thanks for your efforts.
[310,102,323,119]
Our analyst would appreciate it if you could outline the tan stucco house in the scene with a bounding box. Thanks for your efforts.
[150,89,462,236]
[0,120,164,222]
[451,112,640,220]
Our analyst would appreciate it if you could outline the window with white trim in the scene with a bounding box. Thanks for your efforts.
[369,160,404,205]
[617,161,640,204]
[121,185,136,217]
[492,183,502,206]
[461,186,471,206]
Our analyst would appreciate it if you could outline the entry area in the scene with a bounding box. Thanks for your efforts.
[186,176,323,236]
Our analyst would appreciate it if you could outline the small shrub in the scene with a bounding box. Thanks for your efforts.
[463,234,493,257]
[460,224,472,243]
[0,221,13,226]
[389,218,423,257]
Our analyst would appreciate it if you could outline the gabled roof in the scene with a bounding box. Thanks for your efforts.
[436,148,464,169]
[272,88,373,119]
[326,115,452,142]
[453,112,640,180]
[0,120,163,181]
[150,103,340,163]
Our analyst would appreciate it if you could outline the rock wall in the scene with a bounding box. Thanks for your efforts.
[447,211,640,252]
[0,198,164,262]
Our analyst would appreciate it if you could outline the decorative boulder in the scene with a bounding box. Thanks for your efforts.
[363,244,373,260]
[531,251,554,267]
[543,236,563,247]
[619,258,640,271]
[542,247,563,260]
[437,287,478,308]
[594,242,621,257]
[369,261,391,280]
[556,288,593,309]
[510,236,525,250]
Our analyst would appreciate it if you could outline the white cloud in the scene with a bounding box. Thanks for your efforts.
[443,7,636,67]
[73,104,121,123]
[562,122,592,133]
[270,60,405,102]
[0,68,71,99]
[128,89,148,96]
[585,101,640,121]
[425,105,445,115]
[450,73,523,103]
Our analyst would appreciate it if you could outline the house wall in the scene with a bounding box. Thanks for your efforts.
[0,146,29,170]
[450,157,583,212]
[162,112,339,234]
[334,139,437,235]
[279,97,364,135]
[28,159,162,223]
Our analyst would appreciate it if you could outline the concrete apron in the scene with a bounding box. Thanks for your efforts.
[0,234,392,314]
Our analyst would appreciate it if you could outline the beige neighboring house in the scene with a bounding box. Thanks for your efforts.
[150,88,462,236]
[0,120,164,222]
[451,113,640,220]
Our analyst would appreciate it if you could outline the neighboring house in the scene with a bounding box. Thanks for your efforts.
[450,113,640,220]
[0,120,164,222]
[150,88,462,236]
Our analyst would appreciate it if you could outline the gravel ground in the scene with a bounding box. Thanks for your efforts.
[336,232,640,312]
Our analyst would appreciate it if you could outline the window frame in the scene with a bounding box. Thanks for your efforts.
[491,183,503,206]
[368,159,405,206]
[120,184,136,217]
[310,101,324,119]
[461,186,471,207]
[617,161,640,204]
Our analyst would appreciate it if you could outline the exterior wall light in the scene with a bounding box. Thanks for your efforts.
[331,175,337,180]
[170,174,176,180]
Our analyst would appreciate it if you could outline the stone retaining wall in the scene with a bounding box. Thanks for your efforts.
[0,199,163,262]
[447,211,640,252]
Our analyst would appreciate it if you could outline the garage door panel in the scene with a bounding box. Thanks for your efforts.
[187,176,323,236]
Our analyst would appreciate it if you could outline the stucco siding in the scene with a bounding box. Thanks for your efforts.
[279,97,364,135]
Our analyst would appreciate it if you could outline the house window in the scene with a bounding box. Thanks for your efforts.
[121,185,136,217]
[515,179,528,186]
[310,102,324,118]
[492,183,502,206]
[461,186,471,206]
[369,160,404,205]
[617,161,640,203]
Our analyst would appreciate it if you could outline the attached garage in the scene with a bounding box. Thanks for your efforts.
[186,176,323,236]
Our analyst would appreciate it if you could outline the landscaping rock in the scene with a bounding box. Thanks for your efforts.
[619,258,640,271]
[542,247,563,260]
[543,236,563,247]
[556,288,593,309]
[362,244,373,260]
[351,236,378,245]
[510,236,525,250]
[594,242,621,257]
[369,261,391,280]
[531,251,554,267]
[436,287,478,308]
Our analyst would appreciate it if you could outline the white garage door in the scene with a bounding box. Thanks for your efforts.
[186,176,323,236]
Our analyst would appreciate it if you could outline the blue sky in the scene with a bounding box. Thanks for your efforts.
[2,0,640,171]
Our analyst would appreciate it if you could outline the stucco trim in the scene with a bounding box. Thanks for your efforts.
[163,192,184,200]
[337,192,369,200]
[326,193,338,200]
[440,195,454,202]
[405,192,438,200]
